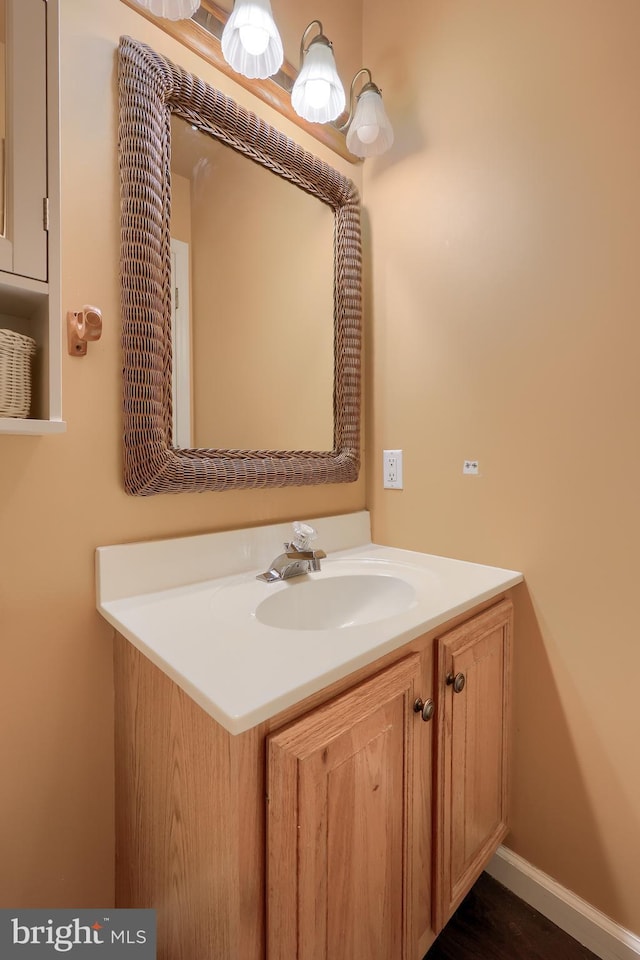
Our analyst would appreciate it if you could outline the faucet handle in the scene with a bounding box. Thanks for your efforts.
[291,521,318,552]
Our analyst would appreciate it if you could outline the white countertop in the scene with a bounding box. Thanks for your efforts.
[96,512,523,734]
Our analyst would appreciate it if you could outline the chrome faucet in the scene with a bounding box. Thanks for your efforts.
[256,522,326,583]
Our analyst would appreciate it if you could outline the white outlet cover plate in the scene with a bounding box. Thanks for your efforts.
[384,449,404,489]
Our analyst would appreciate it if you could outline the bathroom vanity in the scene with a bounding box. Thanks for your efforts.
[97,512,522,960]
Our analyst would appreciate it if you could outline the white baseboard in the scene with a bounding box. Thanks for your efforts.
[486,846,640,960]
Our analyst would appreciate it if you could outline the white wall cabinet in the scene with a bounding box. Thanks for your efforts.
[0,0,63,434]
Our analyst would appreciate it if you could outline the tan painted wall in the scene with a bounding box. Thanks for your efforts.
[364,0,640,935]
[0,0,363,908]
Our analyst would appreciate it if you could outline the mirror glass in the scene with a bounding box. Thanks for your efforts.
[169,115,335,451]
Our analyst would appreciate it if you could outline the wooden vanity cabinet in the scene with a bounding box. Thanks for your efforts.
[265,599,512,960]
[267,653,434,960]
[114,597,513,960]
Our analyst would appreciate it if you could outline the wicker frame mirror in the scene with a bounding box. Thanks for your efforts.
[118,36,362,495]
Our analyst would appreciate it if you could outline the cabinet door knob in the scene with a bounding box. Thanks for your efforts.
[414,697,435,722]
[446,672,466,694]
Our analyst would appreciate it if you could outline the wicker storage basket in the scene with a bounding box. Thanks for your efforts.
[0,328,36,418]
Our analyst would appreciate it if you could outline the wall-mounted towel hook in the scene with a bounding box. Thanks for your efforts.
[67,305,103,356]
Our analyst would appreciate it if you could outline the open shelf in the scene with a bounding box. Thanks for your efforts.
[0,271,65,434]
[0,416,65,435]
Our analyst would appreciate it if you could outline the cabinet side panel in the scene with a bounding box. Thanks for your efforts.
[114,634,262,960]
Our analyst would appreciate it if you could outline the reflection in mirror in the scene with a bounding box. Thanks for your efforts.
[118,37,362,494]
[169,114,335,452]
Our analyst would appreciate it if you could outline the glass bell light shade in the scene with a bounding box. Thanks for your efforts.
[132,0,199,20]
[291,36,346,124]
[346,85,394,158]
[221,0,284,80]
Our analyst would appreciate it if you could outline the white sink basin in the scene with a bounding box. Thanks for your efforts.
[255,573,416,631]
[208,559,426,633]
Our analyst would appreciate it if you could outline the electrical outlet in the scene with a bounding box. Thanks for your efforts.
[384,450,403,489]
[463,460,479,475]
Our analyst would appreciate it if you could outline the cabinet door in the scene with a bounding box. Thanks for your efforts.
[434,600,513,930]
[0,0,48,281]
[267,654,432,960]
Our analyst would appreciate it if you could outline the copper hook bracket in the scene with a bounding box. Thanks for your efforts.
[67,305,103,357]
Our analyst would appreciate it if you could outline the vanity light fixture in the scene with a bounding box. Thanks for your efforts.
[130,0,200,21]
[291,21,345,124]
[125,1,394,161]
[221,0,284,80]
[343,68,394,158]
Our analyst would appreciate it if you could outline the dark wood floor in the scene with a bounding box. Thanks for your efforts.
[424,873,601,960]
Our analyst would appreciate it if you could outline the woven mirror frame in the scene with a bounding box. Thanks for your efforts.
[118,36,362,495]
